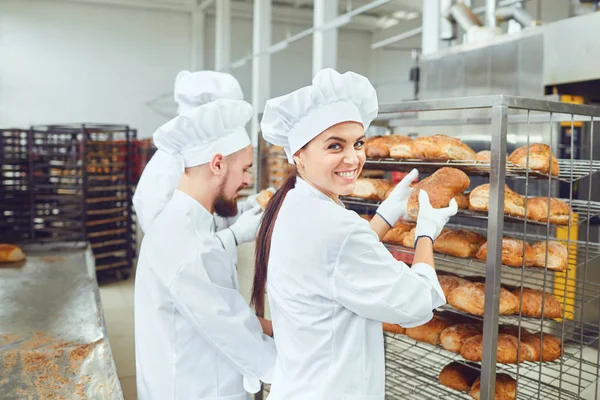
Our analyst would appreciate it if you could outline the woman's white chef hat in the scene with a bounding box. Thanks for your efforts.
[260,68,378,163]
[154,98,252,168]
[174,70,244,114]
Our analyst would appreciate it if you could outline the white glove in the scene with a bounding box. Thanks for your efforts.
[241,187,277,212]
[414,190,458,246]
[375,169,419,227]
[229,206,263,244]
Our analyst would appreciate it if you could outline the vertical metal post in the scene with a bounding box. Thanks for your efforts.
[251,0,272,148]
[422,0,441,55]
[28,128,35,242]
[486,0,497,28]
[215,0,231,71]
[312,0,338,76]
[125,127,134,270]
[81,125,89,244]
[191,9,205,70]
[480,103,508,399]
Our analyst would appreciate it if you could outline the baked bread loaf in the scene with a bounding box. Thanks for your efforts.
[364,135,413,159]
[476,150,491,163]
[508,143,559,176]
[461,334,526,364]
[351,179,394,201]
[406,167,470,219]
[526,197,571,225]
[469,374,517,400]
[439,362,480,392]
[405,315,455,345]
[469,184,526,218]
[476,237,536,268]
[389,136,413,159]
[382,322,406,335]
[532,241,568,271]
[512,287,563,318]
[521,332,562,362]
[256,190,274,210]
[497,325,539,362]
[454,193,470,209]
[382,224,414,245]
[448,282,519,316]
[401,228,416,248]
[440,323,482,353]
[411,135,477,161]
[0,244,26,262]
[434,229,486,258]
[437,274,471,300]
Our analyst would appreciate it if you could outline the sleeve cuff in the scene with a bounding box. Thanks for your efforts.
[411,262,446,308]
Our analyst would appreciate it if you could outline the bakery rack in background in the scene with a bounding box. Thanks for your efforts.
[346,95,600,399]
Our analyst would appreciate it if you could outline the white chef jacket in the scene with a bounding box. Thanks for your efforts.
[134,190,276,400]
[266,178,446,400]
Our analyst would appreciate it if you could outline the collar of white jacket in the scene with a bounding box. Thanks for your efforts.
[174,70,244,115]
[260,68,379,164]
[153,98,252,168]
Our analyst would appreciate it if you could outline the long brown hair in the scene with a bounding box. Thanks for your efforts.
[251,169,297,312]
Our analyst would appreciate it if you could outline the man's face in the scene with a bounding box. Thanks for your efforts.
[214,146,253,218]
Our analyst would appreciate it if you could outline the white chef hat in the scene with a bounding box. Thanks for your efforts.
[260,68,378,163]
[154,98,252,168]
[174,70,244,114]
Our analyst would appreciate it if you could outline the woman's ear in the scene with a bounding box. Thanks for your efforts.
[293,151,303,169]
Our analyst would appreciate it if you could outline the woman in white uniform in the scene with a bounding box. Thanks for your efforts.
[252,69,458,399]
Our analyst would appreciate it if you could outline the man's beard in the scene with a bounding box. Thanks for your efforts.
[214,179,243,218]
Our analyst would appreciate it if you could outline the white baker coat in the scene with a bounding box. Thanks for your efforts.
[266,178,446,399]
[134,190,276,400]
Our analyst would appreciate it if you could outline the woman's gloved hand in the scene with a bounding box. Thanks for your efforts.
[414,190,458,246]
[375,168,419,227]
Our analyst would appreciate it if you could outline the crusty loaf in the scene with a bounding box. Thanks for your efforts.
[411,135,477,161]
[406,167,470,219]
[0,244,26,262]
[440,323,482,353]
[526,197,572,225]
[382,322,406,335]
[532,241,568,271]
[454,193,470,210]
[364,135,413,159]
[508,143,559,176]
[401,228,416,248]
[439,362,480,392]
[512,287,563,319]
[364,136,390,158]
[405,315,455,345]
[469,374,517,400]
[461,334,526,364]
[351,179,394,201]
[382,225,414,245]
[521,332,562,362]
[476,237,536,268]
[476,150,491,163]
[469,184,526,218]
[498,325,539,362]
[389,135,413,159]
[437,274,471,300]
[256,190,274,210]
[434,229,486,258]
[448,282,519,316]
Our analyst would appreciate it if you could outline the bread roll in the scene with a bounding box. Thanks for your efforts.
[411,135,477,161]
[508,143,559,177]
[512,287,563,318]
[439,362,480,392]
[454,193,470,210]
[351,179,394,201]
[406,167,470,219]
[0,244,26,262]
[382,225,414,245]
[434,229,486,258]
[382,322,406,335]
[526,197,572,225]
[461,333,526,364]
[448,282,519,316]
[469,184,526,218]
[438,275,471,300]
[476,237,536,268]
[476,150,491,163]
[469,374,517,400]
[256,190,274,210]
[364,135,412,159]
[521,332,562,362]
[405,315,455,345]
[532,241,568,271]
[440,324,482,353]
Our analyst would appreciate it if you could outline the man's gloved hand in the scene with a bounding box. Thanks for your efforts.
[229,206,263,244]
[414,190,458,246]
[375,169,419,227]
[240,187,277,212]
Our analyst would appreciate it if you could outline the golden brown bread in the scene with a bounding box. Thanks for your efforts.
[532,241,568,271]
[461,333,526,364]
[469,374,517,400]
[439,362,480,392]
[364,136,389,158]
[476,237,536,268]
[434,229,486,258]
[364,135,413,159]
[411,135,477,161]
[497,325,539,362]
[405,315,455,345]
[526,197,572,225]
[406,167,470,219]
[521,332,562,362]
[401,228,416,248]
[388,135,413,159]
[351,179,394,201]
[0,244,26,262]
[437,275,471,300]
[440,324,482,353]
[454,193,470,210]
[382,225,414,245]
[448,282,519,316]
[508,143,559,176]
[512,287,563,318]
[256,190,274,210]
[469,184,526,218]
[476,150,491,163]
[382,322,406,335]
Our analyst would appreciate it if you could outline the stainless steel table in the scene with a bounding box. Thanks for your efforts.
[0,243,123,399]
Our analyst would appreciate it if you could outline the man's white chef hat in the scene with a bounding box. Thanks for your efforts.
[174,70,244,114]
[154,98,252,168]
[260,68,378,163]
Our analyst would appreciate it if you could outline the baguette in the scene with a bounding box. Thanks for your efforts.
[448,282,519,316]
[364,135,413,159]
[439,362,480,392]
[512,287,563,319]
[508,143,559,176]
[469,374,517,400]
[469,184,526,218]
[476,237,536,268]
[434,229,486,258]
[526,197,572,225]
[411,135,477,161]
[351,179,394,201]
[0,244,26,263]
[532,241,568,271]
